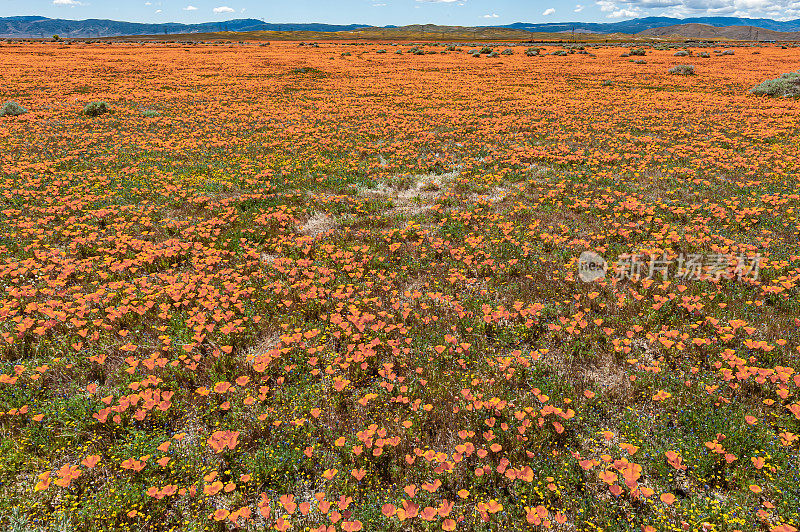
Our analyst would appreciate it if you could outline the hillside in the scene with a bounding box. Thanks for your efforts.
[638,23,800,40]
[94,26,637,43]
[3,15,800,39]
[0,17,370,38]
[1,41,799,532]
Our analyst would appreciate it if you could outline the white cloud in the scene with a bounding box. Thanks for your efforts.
[482,13,499,18]
[53,0,84,6]
[213,5,235,13]
[542,7,556,15]
[574,4,585,11]
[596,0,800,19]
[183,5,198,10]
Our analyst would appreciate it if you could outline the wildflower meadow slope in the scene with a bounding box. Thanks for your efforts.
[0,40,799,531]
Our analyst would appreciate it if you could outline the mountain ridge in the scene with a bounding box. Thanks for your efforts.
[2,15,800,38]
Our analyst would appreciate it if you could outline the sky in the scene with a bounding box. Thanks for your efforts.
[2,0,799,25]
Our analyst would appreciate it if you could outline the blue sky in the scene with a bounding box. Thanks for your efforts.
[2,0,798,25]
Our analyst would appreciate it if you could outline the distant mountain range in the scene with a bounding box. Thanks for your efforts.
[500,16,800,34]
[0,17,371,38]
[637,23,800,40]
[2,15,800,39]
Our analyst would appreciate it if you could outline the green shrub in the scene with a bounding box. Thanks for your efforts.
[699,51,710,58]
[141,109,161,117]
[668,64,696,75]
[82,101,109,117]
[501,48,513,56]
[601,80,613,86]
[2,507,74,531]
[479,46,492,55]
[525,47,539,57]
[0,101,27,117]
[674,50,691,57]
[552,50,568,56]
[750,71,800,97]
[630,48,646,56]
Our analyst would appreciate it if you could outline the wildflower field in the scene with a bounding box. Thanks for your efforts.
[1,40,799,532]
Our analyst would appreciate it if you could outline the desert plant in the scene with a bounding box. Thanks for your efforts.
[674,50,691,57]
[552,50,568,56]
[488,51,499,58]
[629,48,646,56]
[721,50,735,56]
[479,46,492,55]
[525,47,539,56]
[750,71,800,97]
[82,101,109,116]
[52,34,61,42]
[699,51,710,58]
[601,80,613,86]
[141,109,161,117]
[2,507,74,531]
[668,64,696,75]
[0,101,27,116]
[501,48,513,56]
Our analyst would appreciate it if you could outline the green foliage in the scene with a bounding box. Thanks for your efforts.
[82,101,109,117]
[668,64,696,75]
[750,71,800,97]
[2,508,73,532]
[0,101,27,117]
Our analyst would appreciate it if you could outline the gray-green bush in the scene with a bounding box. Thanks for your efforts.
[750,71,800,97]
[82,101,109,117]
[668,64,695,75]
[0,101,27,117]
